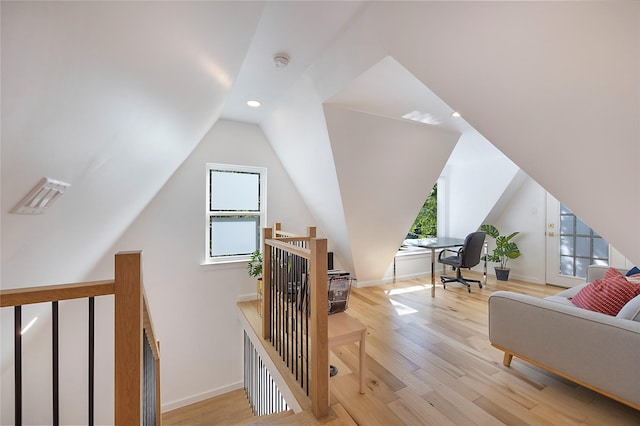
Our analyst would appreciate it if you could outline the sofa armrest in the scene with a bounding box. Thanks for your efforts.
[488,291,640,407]
[586,265,628,282]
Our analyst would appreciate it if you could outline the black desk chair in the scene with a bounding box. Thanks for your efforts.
[438,231,486,292]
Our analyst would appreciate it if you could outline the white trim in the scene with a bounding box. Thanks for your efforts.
[162,381,243,412]
[205,163,267,263]
[356,278,394,288]
[436,175,447,237]
[199,259,247,271]
[237,292,258,302]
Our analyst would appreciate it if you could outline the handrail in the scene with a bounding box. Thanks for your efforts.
[0,280,115,307]
[266,238,311,259]
[1,251,160,425]
[143,291,160,361]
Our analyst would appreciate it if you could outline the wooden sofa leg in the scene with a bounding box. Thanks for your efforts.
[503,352,513,366]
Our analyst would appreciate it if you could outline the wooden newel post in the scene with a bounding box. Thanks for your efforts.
[309,238,329,418]
[114,251,143,425]
[262,228,273,340]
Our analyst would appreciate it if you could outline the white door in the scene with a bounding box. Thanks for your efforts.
[545,193,609,287]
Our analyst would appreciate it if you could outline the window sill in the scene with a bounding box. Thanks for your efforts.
[200,259,247,271]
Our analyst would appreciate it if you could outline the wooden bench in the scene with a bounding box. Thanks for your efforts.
[328,312,367,394]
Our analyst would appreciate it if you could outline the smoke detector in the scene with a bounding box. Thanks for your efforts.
[273,54,290,68]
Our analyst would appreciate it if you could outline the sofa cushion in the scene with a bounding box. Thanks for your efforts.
[616,294,640,321]
[570,267,640,316]
[625,266,640,277]
[625,273,640,284]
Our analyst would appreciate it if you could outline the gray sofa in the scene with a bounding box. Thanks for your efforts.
[488,265,640,410]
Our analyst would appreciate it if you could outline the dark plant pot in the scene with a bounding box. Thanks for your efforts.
[495,268,510,281]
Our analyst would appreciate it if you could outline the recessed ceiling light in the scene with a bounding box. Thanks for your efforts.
[247,100,261,108]
[451,111,461,117]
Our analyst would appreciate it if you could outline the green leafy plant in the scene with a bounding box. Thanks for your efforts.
[408,184,437,238]
[480,224,521,269]
[247,250,263,279]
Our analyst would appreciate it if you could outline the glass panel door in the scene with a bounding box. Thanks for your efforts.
[546,193,609,287]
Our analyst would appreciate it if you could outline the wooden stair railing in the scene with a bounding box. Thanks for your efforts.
[260,223,329,419]
[0,251,160,425]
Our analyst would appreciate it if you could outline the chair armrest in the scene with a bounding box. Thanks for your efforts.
[438,248,462,260]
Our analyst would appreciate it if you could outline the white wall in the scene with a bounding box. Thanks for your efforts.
[325,105,459,284]
[1,120,315,423]
[90,120,315,411]
[445,132,520,239]
[481,174,547,284]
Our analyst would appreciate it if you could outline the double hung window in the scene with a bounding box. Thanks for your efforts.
[206,163,266,263]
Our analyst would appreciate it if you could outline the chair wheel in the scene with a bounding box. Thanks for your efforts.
[467,287,471,293]
[479,284,483,289]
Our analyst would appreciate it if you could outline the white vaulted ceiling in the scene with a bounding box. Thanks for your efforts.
[1,1,264,285]
[2,1,639,289]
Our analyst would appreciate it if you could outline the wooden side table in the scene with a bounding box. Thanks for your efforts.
[328,312,366,394]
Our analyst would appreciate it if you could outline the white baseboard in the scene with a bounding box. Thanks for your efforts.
[356,278,393,288]
[162,381,243,412]
[507,273,545,284]
[237,292,258,302]
[359,267,447,288]
[483,271,545,285]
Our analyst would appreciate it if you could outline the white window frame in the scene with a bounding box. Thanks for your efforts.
[205,163,266,264]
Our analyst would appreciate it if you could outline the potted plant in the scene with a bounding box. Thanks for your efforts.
[247,250,263,314]
[480,224,521,281]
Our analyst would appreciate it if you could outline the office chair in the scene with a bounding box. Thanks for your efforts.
[438,231,486,292]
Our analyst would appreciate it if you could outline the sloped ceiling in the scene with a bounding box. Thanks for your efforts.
[325,105,459,282]
[1,1,264,286]
[265,1,640,269]
[2,1,639,290]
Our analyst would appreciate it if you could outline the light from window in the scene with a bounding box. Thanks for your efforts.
[206,163,266,263]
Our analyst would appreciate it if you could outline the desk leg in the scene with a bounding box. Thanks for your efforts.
[359,332,366,394]
[431,248,436,297]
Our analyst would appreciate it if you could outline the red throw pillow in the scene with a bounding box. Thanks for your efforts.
[570,267,640,316]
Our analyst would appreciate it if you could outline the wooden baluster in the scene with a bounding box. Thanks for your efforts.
[262,228,273,340]
[309,238,328,418]
[114,251,143,425]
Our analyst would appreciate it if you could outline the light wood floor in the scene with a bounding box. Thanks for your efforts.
[163,274,640,425]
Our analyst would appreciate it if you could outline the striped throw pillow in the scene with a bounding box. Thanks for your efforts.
[570,267,640,316]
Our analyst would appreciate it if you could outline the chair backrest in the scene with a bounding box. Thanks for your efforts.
[459,231,486,268]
